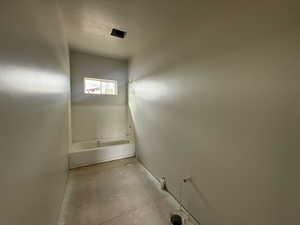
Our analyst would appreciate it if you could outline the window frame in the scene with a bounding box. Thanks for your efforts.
[84,77,118,96]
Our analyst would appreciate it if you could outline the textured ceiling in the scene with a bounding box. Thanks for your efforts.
[60,0,203,59]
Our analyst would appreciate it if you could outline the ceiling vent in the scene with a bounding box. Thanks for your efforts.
[111,28,127,38]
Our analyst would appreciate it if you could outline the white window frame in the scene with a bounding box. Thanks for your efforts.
[84,77,118,95]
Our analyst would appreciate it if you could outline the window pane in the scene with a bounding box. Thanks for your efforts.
[84,78,117,95]
[101,81,116,95]
[85,79,101,94]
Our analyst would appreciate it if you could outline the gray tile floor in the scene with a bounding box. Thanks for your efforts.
[58,158,193,225]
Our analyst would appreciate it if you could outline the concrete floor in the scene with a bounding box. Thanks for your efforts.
[58,158,194,225]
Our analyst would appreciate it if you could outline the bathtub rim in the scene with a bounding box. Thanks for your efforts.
[70,137,134,153]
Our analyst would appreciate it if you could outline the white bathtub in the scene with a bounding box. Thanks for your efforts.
[69,138,135,169]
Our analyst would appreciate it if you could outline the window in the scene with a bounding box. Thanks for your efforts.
[84,78,117,95]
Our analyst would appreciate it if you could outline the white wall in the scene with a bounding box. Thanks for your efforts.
[70,52,130,142]
[0,1,70,225]
[129,1,300,225]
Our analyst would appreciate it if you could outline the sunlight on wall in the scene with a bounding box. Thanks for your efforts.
[0,65,68,95]
[130,79,168,102]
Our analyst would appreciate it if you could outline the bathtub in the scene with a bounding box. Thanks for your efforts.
[69,138,135,169]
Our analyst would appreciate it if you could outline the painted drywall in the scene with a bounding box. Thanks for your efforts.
[70,52,131,142]
[0,1,70,225]
[129,1,300,225]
